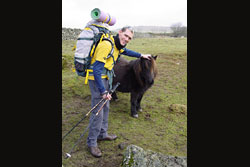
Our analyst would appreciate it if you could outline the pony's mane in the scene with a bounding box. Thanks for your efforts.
[149,57,158,77]
[132,57,158,87]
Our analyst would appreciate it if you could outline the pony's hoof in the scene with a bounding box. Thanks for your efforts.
[112,98,119,102]
[132,114,138,118]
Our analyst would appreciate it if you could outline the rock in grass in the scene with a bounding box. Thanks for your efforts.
[118,142,129,150]
[121,145,187,167]
[169,104,187,114]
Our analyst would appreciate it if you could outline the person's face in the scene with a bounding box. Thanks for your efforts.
[118,29,134,46]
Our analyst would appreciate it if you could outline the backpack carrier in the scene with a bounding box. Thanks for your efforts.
[74,20,114,82]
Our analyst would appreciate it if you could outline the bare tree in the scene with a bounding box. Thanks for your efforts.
[170,22,187,37]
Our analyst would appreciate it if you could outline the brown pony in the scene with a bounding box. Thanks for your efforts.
[112,55,158,118]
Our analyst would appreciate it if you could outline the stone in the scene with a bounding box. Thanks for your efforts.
[121,145,187,167]
[118,142,129,150]
[168,104,187,114]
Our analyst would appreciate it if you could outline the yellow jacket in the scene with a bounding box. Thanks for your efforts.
[88,36,123,80]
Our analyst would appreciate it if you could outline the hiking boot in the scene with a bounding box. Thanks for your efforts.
[132,114,138,118]
[97,134,118,141]
[88,146,102,158]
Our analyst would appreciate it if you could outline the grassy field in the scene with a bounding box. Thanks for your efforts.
[62,37,187,167]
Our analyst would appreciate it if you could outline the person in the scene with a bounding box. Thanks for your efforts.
[86,26,151,158]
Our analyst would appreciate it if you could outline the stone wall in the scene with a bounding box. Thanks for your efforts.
[62,28,82,40]
[62,27,116,40]
[62,27,170,40]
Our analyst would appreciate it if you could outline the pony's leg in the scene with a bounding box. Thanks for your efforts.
[130,92,140,118]
[112,91,118,101]
[136,93,144,112]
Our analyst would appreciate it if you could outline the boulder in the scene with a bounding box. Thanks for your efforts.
[122,145,187,167]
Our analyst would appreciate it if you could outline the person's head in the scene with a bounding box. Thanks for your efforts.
[118,26,134,46]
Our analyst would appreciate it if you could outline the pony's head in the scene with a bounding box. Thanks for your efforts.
[134,55,158,87]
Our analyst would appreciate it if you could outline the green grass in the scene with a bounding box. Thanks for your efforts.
[62,37,187,167]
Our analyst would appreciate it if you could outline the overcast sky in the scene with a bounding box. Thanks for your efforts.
[62,0,187,30]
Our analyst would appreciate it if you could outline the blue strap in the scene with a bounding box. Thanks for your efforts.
[77,37,94,40]
[75,57,87,60]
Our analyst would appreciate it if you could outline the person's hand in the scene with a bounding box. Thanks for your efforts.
[141,54,151,60]
[102,92,112,100]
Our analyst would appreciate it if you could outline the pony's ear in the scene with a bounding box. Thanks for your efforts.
[152,55,158,60]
